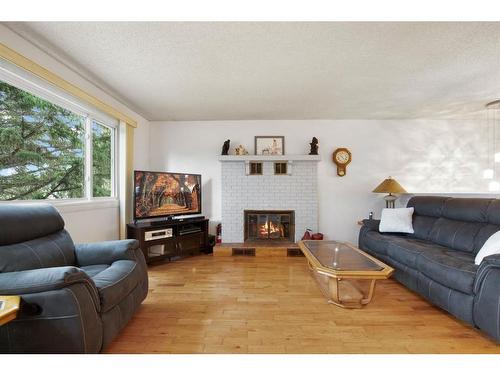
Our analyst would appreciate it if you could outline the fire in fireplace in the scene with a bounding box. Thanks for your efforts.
[244,210,295,242]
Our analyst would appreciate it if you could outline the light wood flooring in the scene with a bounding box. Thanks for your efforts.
[106,255,500,354]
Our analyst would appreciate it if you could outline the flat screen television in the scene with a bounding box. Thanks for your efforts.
[134,170,202,220]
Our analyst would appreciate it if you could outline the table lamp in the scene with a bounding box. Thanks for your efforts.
[372,176,407,208]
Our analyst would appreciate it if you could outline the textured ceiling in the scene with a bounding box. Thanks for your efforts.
[4,22,500,121]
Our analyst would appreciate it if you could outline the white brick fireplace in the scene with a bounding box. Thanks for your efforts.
[219,155,320,243]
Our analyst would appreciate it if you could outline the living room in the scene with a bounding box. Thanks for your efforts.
[1,0,500,372]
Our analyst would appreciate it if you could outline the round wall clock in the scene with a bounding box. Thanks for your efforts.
[332,148,352,177]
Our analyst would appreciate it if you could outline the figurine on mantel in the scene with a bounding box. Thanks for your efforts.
[309,137,319,155]
[221,139,230,155]
[235,145,249,155]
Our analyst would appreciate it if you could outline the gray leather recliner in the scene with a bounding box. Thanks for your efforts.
[359,196,500,342]
[0,203,148,353]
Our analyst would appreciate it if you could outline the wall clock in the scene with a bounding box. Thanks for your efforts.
[332,148,352,177]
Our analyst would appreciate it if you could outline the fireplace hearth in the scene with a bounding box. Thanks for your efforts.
[244,210,295,242]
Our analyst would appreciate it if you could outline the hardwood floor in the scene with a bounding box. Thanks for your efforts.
[106,255,500,354]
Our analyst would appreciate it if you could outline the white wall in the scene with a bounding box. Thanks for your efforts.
[56,202,119,243]
[0,25,150,243]
[149,119,494,244]
[133,118,150,171]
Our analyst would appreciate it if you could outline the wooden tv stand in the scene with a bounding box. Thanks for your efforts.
[127,217,210,264]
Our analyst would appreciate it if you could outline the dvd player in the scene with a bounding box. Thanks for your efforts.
[179,225,202,235]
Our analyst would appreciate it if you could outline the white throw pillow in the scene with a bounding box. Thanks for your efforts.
[379,207,414,234]
[475,230,500,265]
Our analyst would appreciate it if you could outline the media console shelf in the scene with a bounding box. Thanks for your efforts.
[127,217,210,264]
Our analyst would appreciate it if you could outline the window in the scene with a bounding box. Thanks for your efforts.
[249,162,263,175]
[274,162,287,175]
[0,79,116,201]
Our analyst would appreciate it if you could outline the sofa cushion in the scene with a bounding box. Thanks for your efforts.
[416,248,478,294]
[473,224,500,254]
[81,264,110,278]
[428,218,483,253]
[485,199,500,225]
[410,215,439,241]
[474,230,500,265]
[407,196,450,217]
[441,198,492,223]
[386,238,424,268]
[361,231,406,256]
[90,260,141,313]
[386,238,448,269]
[0,230,76,273]
[0,203,65,246]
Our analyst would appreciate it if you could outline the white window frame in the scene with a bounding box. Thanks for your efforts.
[89,119,118,199]
[0,58,118,204]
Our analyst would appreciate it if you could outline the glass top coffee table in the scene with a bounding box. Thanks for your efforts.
[298,240,394,308]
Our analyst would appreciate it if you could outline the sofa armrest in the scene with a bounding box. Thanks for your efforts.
[361,219,381,232]
[474,254,500,294]
[481,253,500,267]
[0,266,94,295]
[75,239,140,266]
[358,219,381,251]
[0,271,102,353]
[473,259,500,341]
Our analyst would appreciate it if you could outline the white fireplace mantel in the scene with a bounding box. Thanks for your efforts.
[218,154,321,162]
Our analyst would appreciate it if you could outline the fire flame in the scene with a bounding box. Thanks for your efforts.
[259,220,284,237]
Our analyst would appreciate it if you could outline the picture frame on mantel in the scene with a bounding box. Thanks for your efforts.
[254,136,285,155]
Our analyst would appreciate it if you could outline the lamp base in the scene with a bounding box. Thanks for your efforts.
[384,194,398,208]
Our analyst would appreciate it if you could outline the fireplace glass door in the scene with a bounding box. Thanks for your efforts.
[244,210,294,242]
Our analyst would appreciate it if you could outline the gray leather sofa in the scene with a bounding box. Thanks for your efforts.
[0,203,148,353]
[359,196,500,342]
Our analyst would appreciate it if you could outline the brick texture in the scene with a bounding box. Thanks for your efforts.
[221,161,318,242]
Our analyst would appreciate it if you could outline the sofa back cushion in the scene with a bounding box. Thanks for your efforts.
[441,198,492,222]
[474,224,500,253]
[407,196,449,240]
[0,203,65,245]
[410,216,438,240]
[428,218,484,253]
[0,204,76,272]
[486,199,500,225]
[473,200,500,253]
[0,230,76,273]
[429,198,492,252]
[407,196,500,253]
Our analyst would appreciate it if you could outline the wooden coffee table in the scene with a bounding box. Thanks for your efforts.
[298,240,394,308]
[0,296,20,326]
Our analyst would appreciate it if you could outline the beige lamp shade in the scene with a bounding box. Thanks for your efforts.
[372,177,407,194]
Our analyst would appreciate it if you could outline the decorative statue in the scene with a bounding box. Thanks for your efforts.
[235,145,249,155]
[221,139,230,155]
[309,137,319,155]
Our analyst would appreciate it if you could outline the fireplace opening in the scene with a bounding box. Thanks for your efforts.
[244,210,295,242]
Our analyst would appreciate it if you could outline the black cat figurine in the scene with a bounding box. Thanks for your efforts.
[221,139,230,155]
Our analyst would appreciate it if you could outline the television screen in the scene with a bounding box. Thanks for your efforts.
[134,171,201,220]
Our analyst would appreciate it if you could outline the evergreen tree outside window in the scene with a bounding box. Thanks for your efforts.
[92,121,113,197]
[0,79,115,201]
